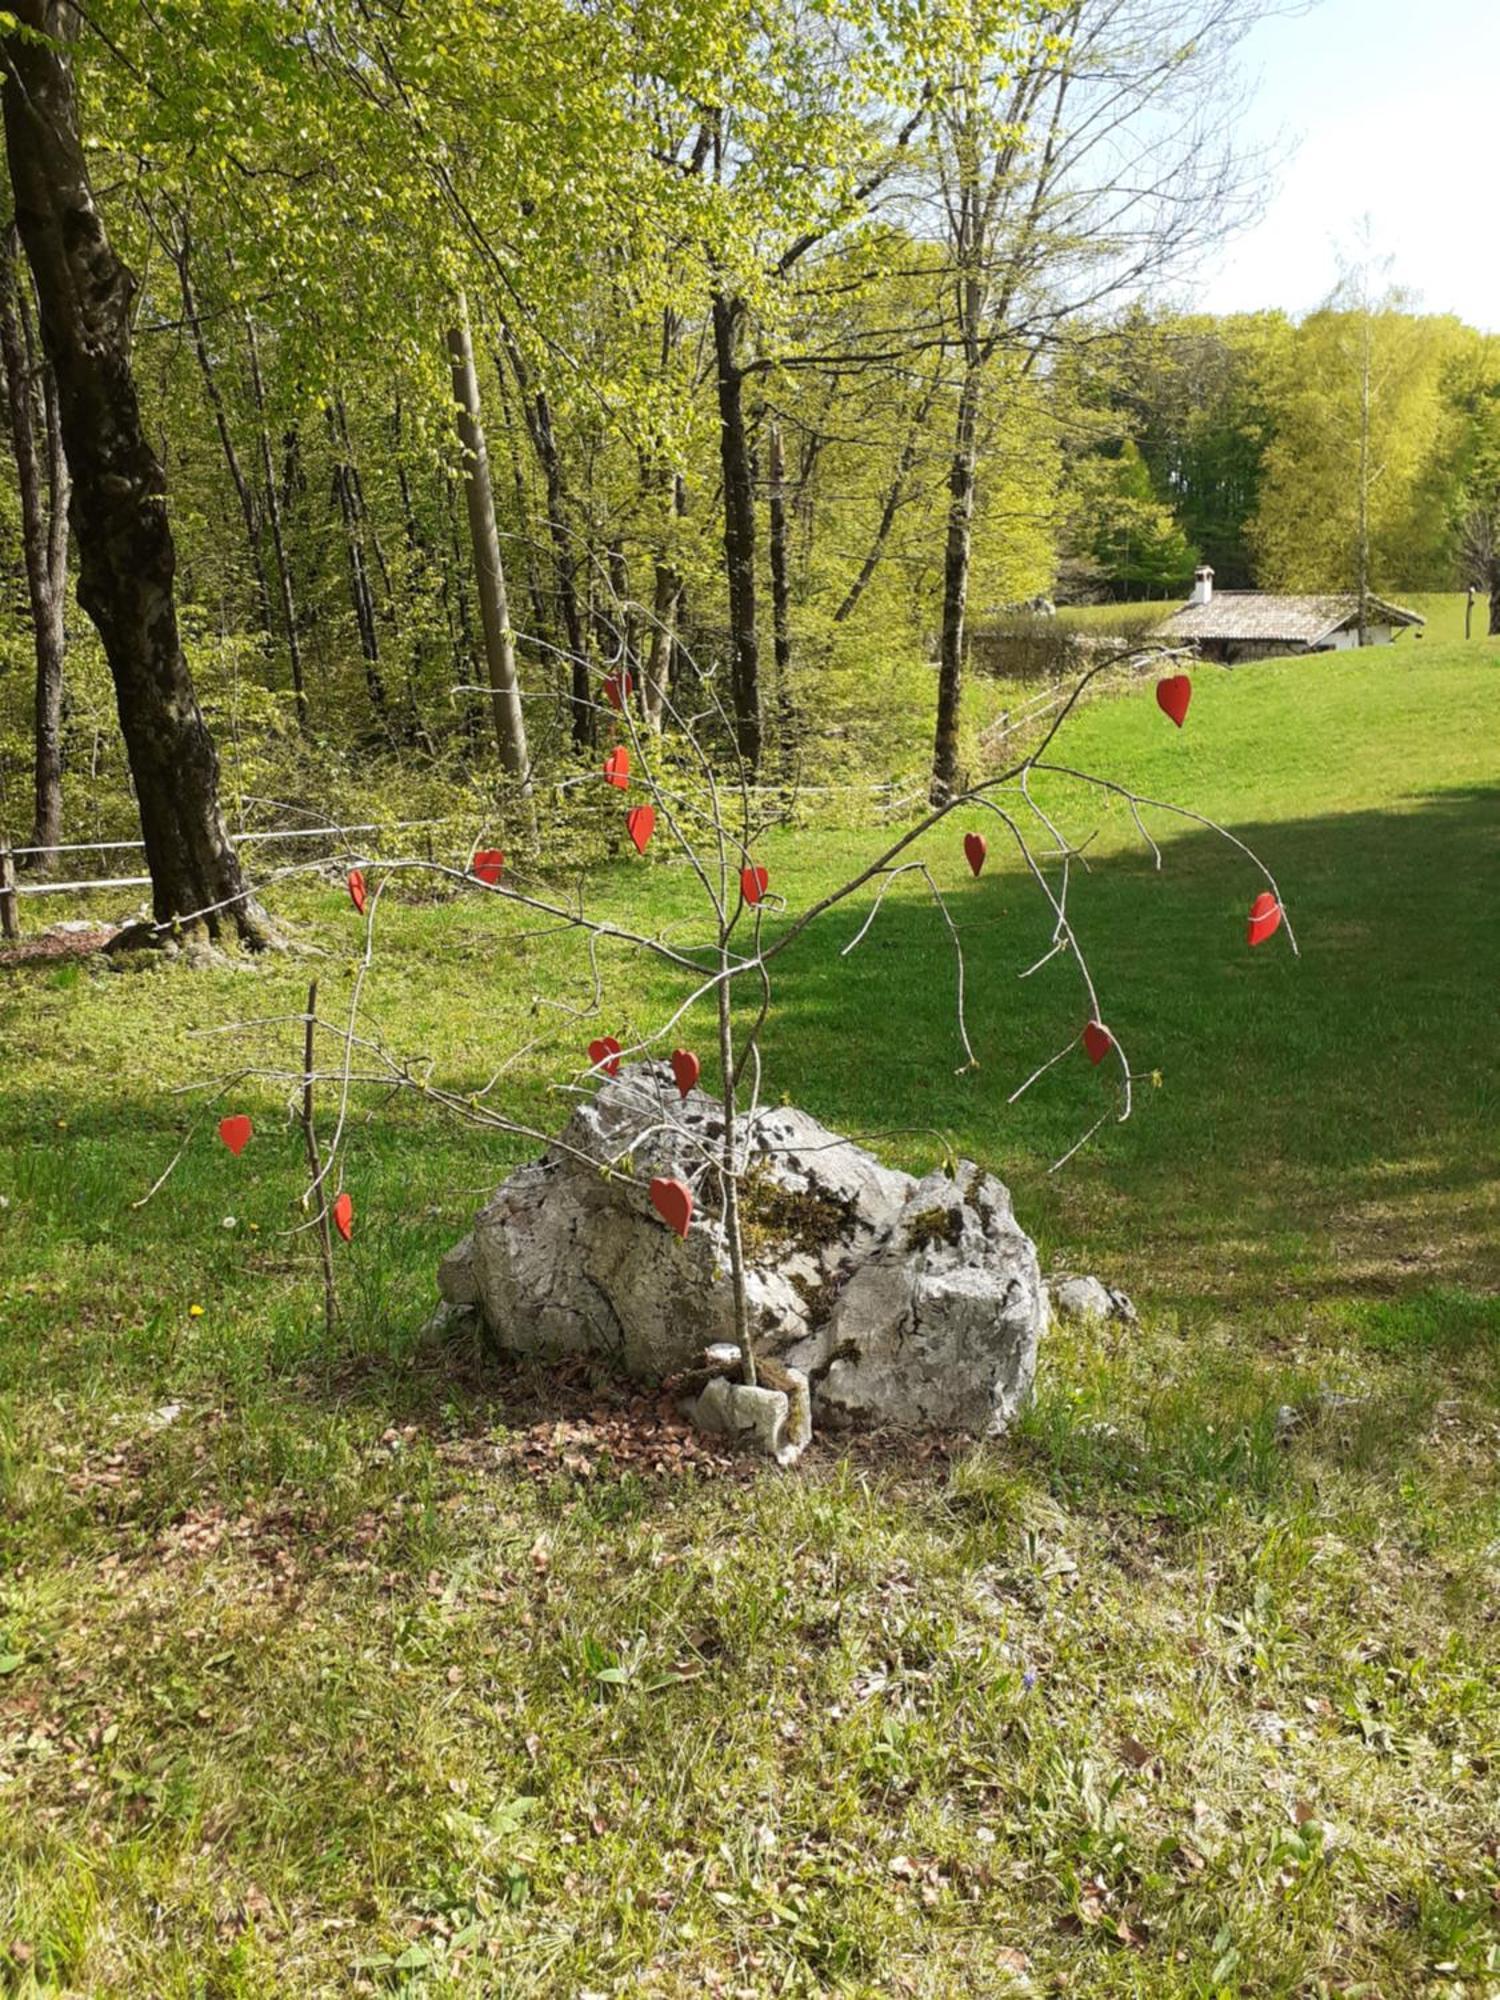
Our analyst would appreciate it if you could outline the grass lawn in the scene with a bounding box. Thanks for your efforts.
[2,643,1498,1997]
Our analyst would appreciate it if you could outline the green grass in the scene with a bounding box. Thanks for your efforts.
[2,644,1498,1996]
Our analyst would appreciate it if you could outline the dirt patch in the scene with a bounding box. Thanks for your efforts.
[0,925,118,969]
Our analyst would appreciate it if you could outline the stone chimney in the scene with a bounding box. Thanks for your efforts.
[1190,565,1214,607]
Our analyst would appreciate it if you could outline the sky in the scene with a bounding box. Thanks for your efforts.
[1186,0,1500,330]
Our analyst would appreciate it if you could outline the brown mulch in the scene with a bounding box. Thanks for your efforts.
[0,925,118,969]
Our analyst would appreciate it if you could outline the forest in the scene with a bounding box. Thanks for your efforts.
[5,0,1500,917]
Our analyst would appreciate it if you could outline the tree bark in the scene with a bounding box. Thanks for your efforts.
[0,220,68,865]
[712,289,761,770]
[448,303,530,786]
[2,3,264,941]
[932,365,981,804]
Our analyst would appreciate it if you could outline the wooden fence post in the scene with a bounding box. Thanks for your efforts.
[0,842,18,941]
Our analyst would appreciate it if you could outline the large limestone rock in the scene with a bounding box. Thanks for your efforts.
[438,1064,1046,1433]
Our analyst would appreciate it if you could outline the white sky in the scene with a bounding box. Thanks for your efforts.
[1185,0,1500,329]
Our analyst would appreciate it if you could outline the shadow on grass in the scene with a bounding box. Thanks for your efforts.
[755,781,1500,1318]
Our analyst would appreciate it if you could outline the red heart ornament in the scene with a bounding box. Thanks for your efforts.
[603,672,634,713]
[670,1048,701,1099]
[217,1113,253,1157]
[1156,674,1192,728]
[332,1191,354,1243]
[626,805,655,854]
[588,1035,622,1077]
[347,868,367,915]
[1247,891,1283,948]
[473,848,505,886]
[1082,1021,1114,1065]
[963,832,987,877]
[741,864,769,906]
[603,746,630,790]
[650,1176,693,1239]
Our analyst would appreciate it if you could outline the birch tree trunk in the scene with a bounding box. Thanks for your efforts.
[2,1,265,942]
[448,302,530,786]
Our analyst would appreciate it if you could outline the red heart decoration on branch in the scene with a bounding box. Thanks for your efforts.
[1082,1021,1114,1065]
[603,672,634,713]
[603,746,630,790]
[963,832,988,877]
[588,1036,622,1077]
[1247,891,1283,948]
[670,1048,701,1099]
[650,1176,694,1239]
[347,868,367,915]
[217,1114,253,1157]
[741,864,769,906]
[332,1191,354,1243]
[473,848,505,886]
[626,805,655,854]
[1156,674,1193,728]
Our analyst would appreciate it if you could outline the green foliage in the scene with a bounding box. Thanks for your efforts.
[1066,440,1199,598]
[1250,307,1476,594]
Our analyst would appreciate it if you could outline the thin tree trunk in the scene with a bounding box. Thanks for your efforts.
[172,226,273,648]
[443,468,484,744]
[712,289,761,770]
[834,379,936,624]
[327,403,390,722]
[499,326,592,747]
[932,366,982,804]
[0,221,68,865]
[448,303,530,786]
[2,3,264,943]
[1490,558,1500,640]
[766,418,795,761]
[492,351,551,645]
[1356,310,1371,645]
[244,311,308,728]
[643,473,684,733]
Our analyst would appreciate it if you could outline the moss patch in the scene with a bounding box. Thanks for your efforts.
[905,1203,964,1252]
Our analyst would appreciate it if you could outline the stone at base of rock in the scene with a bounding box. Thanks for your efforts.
[688,1365,811,1466]
[1047,1274,1138,1326]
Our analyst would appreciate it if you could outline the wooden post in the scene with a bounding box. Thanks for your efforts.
[1466,585,1476,641]
[300,977,339,1338]
[0,841,18,940]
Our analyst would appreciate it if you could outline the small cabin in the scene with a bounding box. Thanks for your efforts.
[1156,568,1425,664]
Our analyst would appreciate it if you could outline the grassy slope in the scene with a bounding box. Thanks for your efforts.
[1,644,1498,1996]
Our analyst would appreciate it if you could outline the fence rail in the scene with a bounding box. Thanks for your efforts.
[0,781,920,936]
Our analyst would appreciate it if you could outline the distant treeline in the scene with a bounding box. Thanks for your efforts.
[1063,304,1500,602]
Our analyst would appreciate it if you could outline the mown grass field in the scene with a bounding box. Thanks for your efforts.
[2,642,1498,1997]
